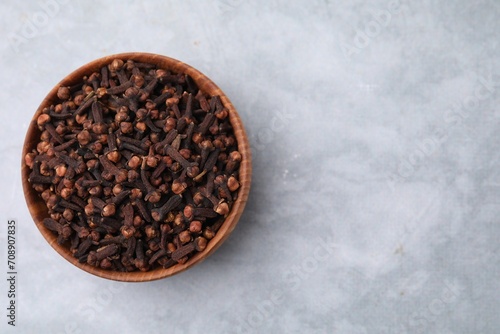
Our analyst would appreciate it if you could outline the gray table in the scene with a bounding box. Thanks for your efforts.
[1,1,498,333]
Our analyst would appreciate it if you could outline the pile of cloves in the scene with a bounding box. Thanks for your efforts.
[25,58,241,272]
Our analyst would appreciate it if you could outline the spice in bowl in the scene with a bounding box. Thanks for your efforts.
[24,58,242,272]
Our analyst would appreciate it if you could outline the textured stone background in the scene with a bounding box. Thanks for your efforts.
[0,0,499,333]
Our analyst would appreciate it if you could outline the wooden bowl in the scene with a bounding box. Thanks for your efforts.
[21,52,252,282]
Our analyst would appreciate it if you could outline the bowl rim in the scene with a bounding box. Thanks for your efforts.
[21,52,252,282]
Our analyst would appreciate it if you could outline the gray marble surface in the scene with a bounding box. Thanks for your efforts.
[0,0,499,333]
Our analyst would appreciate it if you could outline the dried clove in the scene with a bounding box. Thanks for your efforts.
[26,58,243,271]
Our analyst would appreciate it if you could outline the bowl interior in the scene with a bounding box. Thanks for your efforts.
[22,52,251,282]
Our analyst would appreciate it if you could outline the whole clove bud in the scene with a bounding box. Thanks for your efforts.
[26,57,244,272]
